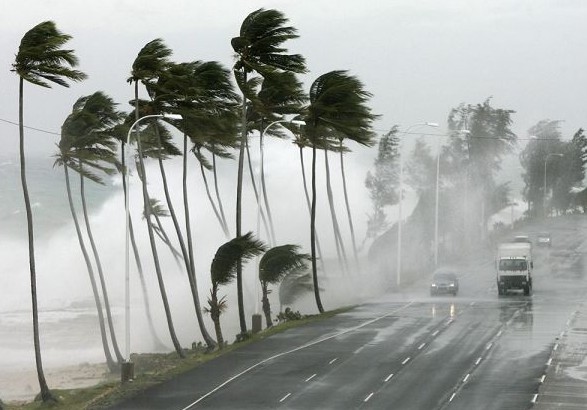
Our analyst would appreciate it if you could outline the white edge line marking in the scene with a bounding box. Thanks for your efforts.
[418,343,426,350]
[463,374,470,383]
[449,392,456,402]
[432,330,439,336]
[305,374,317,382]
[279,393,291,403]
[364,392,374,402]
[531,394,538,403]
[402,357,411,365]
[384,373,394,382]
[181,301,416,409]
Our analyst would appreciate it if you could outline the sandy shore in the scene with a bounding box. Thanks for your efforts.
[1,362,111,403]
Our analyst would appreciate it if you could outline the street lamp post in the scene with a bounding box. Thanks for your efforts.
[123,112,182,381]
[397,122,438,287]
[543,153,563,217]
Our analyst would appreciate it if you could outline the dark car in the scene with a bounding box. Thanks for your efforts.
[537,232,552,247]
[430,272,459,296]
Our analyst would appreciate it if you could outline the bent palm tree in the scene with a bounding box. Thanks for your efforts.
[55,92,123,370]
[206,233,266,348]
[129,40,185,355]
[232,8,306,333]
[13,20,86,402]
[302,71,376,313]
[259,245,309,327]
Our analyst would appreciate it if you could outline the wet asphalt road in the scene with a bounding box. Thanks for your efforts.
[111,216,587,410]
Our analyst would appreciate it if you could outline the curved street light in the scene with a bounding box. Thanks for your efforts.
[397,122,438,287]
[123,112,182,379]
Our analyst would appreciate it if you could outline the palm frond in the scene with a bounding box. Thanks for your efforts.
[13,21,87,88]
[211,232,266,286]
[259,244,310,284]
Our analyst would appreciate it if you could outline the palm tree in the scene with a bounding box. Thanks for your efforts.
[150,60,240,348]
[259,245,309,327]
[293,135,327,275]
[55,92,125,370]
[323,144,349,274]
[206,233,266,348]
[302,71,376,313]
[129,39,185,356]
[232,8,306,333]
[12,20,86,402]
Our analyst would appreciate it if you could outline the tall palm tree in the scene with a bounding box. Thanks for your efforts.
[232,8,306,333]
[57,92,125,369]
[206,233,266,348]
[151,60,240,348]
[324,145,349,275]
[302,71,376,313]
[128,39,185,356]
[293,135,327,275]
[336,128,376,274]
[259,245,309,327]
[12,21,86,402]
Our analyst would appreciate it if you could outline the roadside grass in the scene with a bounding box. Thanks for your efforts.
[5,306,352,410]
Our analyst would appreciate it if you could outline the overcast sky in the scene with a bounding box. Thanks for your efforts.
[1,0,587,158]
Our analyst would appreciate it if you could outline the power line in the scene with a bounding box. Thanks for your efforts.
[0,117,60,136]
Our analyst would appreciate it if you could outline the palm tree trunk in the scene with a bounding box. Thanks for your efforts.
[79,168,124,363]
[324,149,349,275]
[153,126,212,349]
[235,78,248,334]
[212,153,230,237]
[182,134,216,349]
[135,82,184,357]
[121,142,166,350]
[199,154,229,238]
[299,146,326,274]
[259,132,277,245]
[245,139,272,244]
[153,214,183,265]
[311,143,324,313]
[339,142,360,272]
[261,282,272,328]
[210,286,224,349]
[19,78,54,402]
[65,165,117,372]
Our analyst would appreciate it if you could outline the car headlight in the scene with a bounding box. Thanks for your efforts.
[431,284,437,287]
[449,283,455,287]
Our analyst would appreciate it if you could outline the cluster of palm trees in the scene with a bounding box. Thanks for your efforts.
[12,8,376,402]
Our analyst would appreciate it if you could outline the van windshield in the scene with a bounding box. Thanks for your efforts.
[499,259,528,271]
